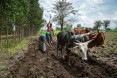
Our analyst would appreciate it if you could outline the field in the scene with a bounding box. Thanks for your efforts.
[0,31,117,78]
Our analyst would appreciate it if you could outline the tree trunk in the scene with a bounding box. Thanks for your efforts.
[61,23,63,31]
[60,17,64,31]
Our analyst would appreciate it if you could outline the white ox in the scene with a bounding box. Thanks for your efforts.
[68,39,93,60]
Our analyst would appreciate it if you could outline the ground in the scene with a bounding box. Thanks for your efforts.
[2,32,117,78]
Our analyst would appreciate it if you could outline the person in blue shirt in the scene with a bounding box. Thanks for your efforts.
[38,32,52,52]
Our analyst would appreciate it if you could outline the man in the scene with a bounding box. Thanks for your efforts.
[70,29,91,42]
[38,32,52,52]
[47,22,55,43]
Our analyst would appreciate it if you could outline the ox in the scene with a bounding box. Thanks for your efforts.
[74,28,92,42]
[70,32,91,42]
[74,28,91,34]
[57,31,74,58]
[68,32,105,61]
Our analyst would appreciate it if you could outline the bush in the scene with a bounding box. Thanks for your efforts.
[106,28,111,30]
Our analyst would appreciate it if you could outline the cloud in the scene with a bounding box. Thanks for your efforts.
[86,0,103,5]
[39,0,117,29]
[98,12,103,16]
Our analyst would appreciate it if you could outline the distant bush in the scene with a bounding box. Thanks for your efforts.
[106,28,111,30]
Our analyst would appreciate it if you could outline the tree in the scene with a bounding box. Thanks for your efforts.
[103,20,110,30]
[64,23,72,31]
[93,20,102,30]
[77,24,82,28]
[28,0,44,35]
[0,0,44,49]
[52,0,77,31]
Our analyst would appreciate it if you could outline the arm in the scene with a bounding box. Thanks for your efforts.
[84,32,90,36]
[45,42,51,47]
[47,21,51,27]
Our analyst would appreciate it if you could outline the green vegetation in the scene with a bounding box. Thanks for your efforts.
[52,0,77,31]
[0,29,61,57]
[0,0,44,58]
[39,30,61,36]
[1,37,32,56]
[93,20,102,30]
[105,31,117,53]
[106,30,117,32]
[0,0,44,36]
[103,20,111,30]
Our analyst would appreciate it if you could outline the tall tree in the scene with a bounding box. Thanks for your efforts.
[64,23,72,31]
[0,0,44,48]
[77,24,82,28]
[93,20,102,30]
[28,0,44,35]
[52,0,77,31]
[103,20,110,30]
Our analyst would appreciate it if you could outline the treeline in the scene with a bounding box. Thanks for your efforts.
[0,0,44,38]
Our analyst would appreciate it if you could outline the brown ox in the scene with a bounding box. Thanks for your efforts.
[74,28,91,34]
[73,28,92,42]
[88,32,105,48]
[68,32,105,64]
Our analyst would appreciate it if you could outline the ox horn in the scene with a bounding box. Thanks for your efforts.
[87,38,94,44]
[75,40,80,43]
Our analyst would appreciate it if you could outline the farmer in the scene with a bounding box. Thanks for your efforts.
[38,32,52,52]
[47,22,55,43]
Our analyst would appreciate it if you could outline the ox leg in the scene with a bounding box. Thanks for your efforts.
[66,48,70,66]
[61,48,64,59]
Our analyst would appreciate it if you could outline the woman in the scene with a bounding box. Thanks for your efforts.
[38,32,52,52]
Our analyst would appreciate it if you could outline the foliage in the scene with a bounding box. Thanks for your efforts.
[39,30,61,36]
[0,0,44,57]
[56,27,61,30]
[77,24,82,28]
[103,20,110,30]
[0,0,44,35]
[52,0,77,31]
[64,24,72,31]
[93,20,102,30]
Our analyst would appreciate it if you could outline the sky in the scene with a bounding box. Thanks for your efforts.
[39,0,117,29]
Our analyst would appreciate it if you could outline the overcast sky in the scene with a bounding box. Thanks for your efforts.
[39,0,117,29]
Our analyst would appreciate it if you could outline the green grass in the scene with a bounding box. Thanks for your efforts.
[1,38,16,48]
[106,30,117,32]
[105,31,117,53]
[8,38,30,55]
[38,30,61,36]
[0,30,61,56]
[0,37,33,57]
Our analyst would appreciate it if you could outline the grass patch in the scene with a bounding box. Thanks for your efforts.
[1,37,33,57]
[106,30,117,32]
[8,38,29,55]
[38,30,61,36]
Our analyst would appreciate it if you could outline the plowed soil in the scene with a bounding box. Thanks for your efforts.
[7,39,117,78]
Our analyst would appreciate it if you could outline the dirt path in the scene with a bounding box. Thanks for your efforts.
[7,40,117,78]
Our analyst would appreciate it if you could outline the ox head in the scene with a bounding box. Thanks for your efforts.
[88,32,105,48]
[68,41,89,60]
